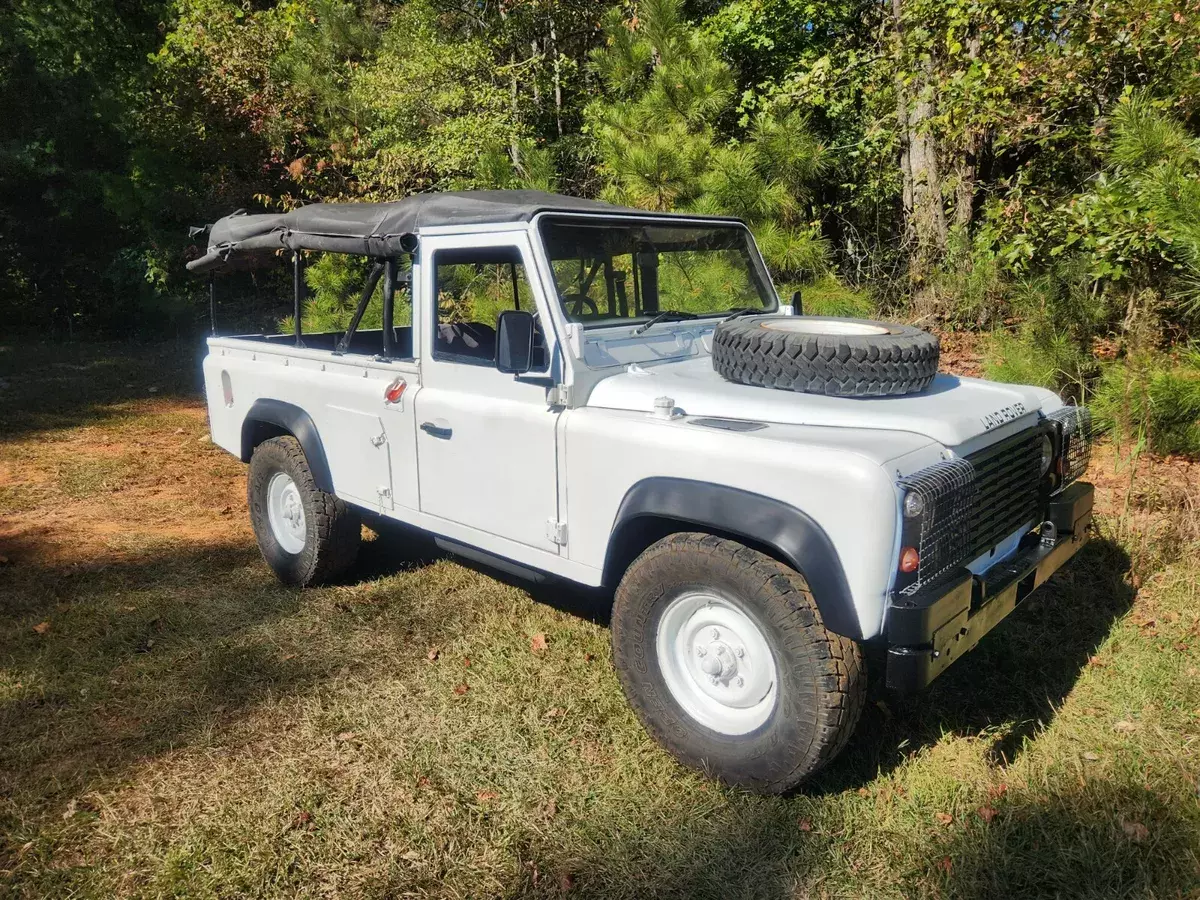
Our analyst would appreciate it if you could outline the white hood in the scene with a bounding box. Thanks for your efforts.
[584,355,1060,448]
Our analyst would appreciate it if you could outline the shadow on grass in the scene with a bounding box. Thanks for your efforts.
[811,536,1136,793]
[515,780,1196,899]
[0,340,203,440]
[358,515,616,625]
[0,541,330,815]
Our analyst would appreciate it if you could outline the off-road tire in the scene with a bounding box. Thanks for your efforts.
[712,315,940,396]
[610,533,865,793]
[247,436,361,587]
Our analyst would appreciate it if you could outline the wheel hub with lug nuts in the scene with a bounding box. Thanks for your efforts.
[655,592,778,735]
[266,471,307,554]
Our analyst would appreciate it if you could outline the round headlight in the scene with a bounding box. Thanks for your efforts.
[1040,433,1055,476]
[903,491,925,518]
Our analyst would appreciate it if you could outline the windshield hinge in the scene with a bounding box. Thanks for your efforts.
[545,519,568,546]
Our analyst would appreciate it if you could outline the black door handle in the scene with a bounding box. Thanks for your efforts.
[421,421,452,439]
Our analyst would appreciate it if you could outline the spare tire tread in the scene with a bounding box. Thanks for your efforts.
[712,316,939,397]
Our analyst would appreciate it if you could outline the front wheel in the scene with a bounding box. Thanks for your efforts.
[610,533,865,793]
[247,436,361,586]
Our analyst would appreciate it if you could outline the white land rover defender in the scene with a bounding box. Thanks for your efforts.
[191,190,1094,793]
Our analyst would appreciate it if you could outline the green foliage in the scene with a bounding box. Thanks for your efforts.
[1092,348,1200,456]
[981,265,1106,393]
[587,0,829,282]
[3,0,1200,463]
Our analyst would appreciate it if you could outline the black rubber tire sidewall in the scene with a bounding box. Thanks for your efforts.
[711,314,940,397]
[247,436,360,587]
[610,533,864,793]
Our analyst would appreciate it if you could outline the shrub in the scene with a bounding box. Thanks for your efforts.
[1092,349,1200,456]
[787,275,875,319]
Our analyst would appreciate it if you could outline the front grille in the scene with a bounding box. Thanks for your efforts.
[963,427,1044,561]
[900,426,1046,595]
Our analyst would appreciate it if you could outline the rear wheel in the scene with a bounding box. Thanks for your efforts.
[248,436,360,586]
[610,533,864,793]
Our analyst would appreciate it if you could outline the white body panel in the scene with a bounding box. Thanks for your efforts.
[201,217,1068,641]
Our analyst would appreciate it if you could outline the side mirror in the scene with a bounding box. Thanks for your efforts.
[790,289,804,316]
[496,309,535,374]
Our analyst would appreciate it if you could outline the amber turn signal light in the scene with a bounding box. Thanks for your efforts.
[899,546,920,573]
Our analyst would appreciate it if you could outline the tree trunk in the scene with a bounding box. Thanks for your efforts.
[550,17,563,137]
[952,35,982,233]
[892,0,947,294]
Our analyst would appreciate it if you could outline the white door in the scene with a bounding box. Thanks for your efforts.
[414,233,561,553]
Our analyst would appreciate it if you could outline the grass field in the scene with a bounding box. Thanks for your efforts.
[1,341,1198,899]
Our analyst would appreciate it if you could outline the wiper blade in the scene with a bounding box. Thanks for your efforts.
[634,310,698,335]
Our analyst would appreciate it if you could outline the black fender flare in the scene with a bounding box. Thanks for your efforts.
[606,477,861,639]
[240,399,335,493]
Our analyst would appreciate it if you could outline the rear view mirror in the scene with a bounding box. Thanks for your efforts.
[496,310,535,374]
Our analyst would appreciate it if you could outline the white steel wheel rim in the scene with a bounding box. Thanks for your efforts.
[760,318,891,336]
[655,592,779,735]
[266,472,307,554]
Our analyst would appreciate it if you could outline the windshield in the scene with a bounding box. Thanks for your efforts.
[538,217,776,328]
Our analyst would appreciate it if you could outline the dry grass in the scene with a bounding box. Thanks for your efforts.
[1,341,1198,899]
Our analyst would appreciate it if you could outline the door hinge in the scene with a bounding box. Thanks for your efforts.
[545,519,568,546]
[370,432,387,447]
[548,384,571,407]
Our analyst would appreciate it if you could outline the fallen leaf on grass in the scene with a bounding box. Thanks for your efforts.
[426,647,440,662]
[1088,655,1107,667]
[462,657,471,667]
[542,798,558,819]
[292,810,313,829]
[32,621,50,635]
[977,805,998,823]
[798,817,813,832]
[0,554,10,565]
[937,856,953,874]
[1122,820,1149,842]
[476,790,499,802]
[987,783,1008,801]
[558,872,575,891]
[1082,751,1100,761]
[453,683,469,695]
[337,731,358,742]
[531,632,548,654]
[583,652,595,662]
[1113,720,1138,733]
[935,812,954,825]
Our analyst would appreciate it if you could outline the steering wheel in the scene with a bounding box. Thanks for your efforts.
[562,293,599,318]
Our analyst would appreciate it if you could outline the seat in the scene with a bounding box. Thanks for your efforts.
[435,322,497,362]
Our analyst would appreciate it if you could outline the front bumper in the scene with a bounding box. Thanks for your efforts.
[886,481,1095,692]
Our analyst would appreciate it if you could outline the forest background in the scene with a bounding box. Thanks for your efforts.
[3,0,1200,451]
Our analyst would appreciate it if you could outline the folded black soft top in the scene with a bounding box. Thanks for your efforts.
[187,189,740,274]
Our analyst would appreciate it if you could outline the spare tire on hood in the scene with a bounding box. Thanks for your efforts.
[711,315,940,397]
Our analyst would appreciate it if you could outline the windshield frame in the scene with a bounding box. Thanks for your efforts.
[534,214,779,330]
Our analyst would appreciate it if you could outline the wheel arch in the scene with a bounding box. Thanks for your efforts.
[240,399,335,493]
[603,478,862,639]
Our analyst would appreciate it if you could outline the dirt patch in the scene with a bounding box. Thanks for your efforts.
[0,399,249,567]
[936,330,984,379]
